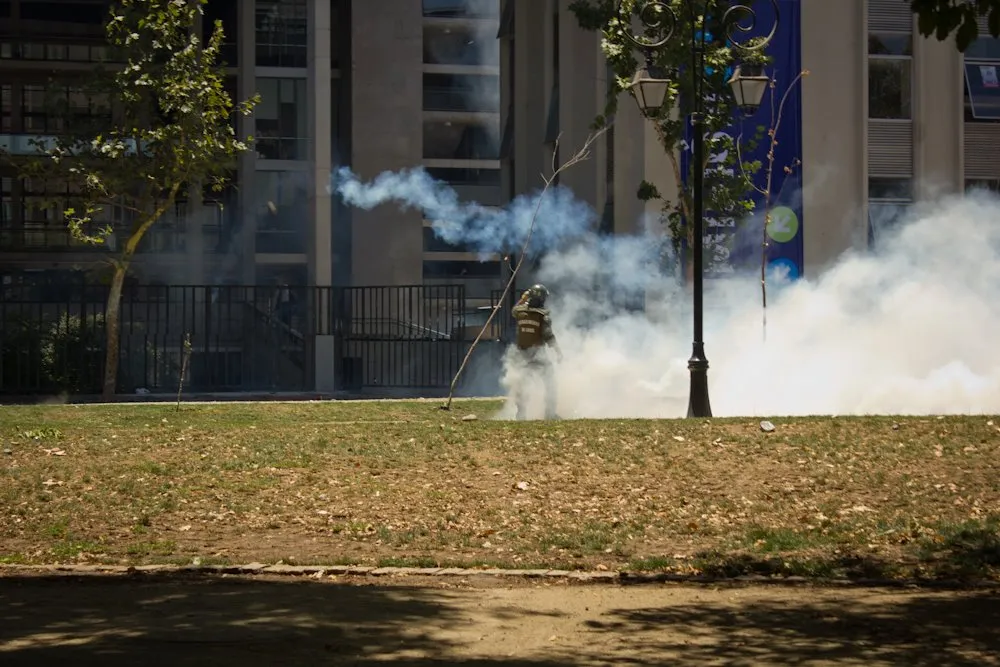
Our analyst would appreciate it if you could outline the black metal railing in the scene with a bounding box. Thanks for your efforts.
[0,282,512,396]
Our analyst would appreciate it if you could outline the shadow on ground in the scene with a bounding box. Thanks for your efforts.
[0,574,998,666]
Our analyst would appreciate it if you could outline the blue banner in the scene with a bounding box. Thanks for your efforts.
[681,0,804,280]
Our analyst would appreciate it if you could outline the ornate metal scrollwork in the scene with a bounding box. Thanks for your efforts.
[616,0,780,52]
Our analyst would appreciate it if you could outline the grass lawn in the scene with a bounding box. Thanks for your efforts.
[1,399,999,581]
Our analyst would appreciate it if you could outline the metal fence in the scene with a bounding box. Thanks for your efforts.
[0,282,513,396]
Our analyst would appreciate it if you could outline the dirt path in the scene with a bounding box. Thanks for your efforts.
[1,573,997,666]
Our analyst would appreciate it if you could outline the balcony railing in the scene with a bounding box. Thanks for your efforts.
[0,134,149,157]
[0,227,106,252]
[0,42,110,63]
[255,229,305,254]
[423,87,500,113]
[255,136,308,161]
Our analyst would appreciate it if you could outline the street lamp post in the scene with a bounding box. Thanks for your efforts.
[616,0,778,418]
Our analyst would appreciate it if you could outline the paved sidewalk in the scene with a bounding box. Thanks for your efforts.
[1,572,998,666]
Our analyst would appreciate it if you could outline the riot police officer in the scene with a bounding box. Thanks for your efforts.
[511,283,562,419]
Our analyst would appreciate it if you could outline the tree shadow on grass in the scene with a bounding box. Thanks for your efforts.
[672,517,1000,582]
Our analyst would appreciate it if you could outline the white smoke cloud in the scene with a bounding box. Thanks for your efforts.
[336,166,1000,418]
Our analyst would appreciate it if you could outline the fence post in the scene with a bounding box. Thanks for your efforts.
[312,285,336,393]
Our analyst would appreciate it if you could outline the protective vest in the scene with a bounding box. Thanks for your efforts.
[514,306,551,350]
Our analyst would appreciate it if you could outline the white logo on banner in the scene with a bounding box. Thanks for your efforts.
[982,65,999,88]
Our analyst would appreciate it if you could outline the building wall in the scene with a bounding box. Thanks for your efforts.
[349,0,423,286]
[420,0,504,300]
[4,0,1000,290]
[799,0,867,273]
[504,0,1000,278]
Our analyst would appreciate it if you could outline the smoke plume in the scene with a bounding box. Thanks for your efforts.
[335,166,1000,418]
[333,166,595,256]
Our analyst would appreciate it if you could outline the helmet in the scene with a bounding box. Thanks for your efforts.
[526,283,549,307]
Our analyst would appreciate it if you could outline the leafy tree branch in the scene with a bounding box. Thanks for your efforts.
[11,0,258,398]
[570,0,770,278]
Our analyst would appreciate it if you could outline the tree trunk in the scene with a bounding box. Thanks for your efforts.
[101,263,128,400]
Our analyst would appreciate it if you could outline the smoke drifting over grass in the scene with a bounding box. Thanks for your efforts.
[335,167,1000,418]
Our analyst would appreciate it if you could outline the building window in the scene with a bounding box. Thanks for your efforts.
[964,38,1000,121]
[868,177,912,249]
[65,87,112,127]
[422,225,478,253]
[255,171,308,254]
[1,43,108,62]
[256,0,307,68]
[422,260,502,297]
[19,85,112,134]
[1,84,9,133]
[19,2,106,23]
[423,73,500,112]
[16,178,87,249]
[868,33,912,119]
[423,22,500,66]
[21,85,63,134]
[0,177,12,249]
[425,167,501,186]
[204,0,239,66]
[422,0,499,19]
[255,78,307,160]
[965,178,1000,193]
[141,201,188,253]
[423,120,500,160]
[423,260,500,277]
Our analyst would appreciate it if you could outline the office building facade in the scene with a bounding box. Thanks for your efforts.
[4,0,994,287]
[1,0,507,300]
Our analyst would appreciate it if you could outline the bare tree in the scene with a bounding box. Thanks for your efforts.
[441,128,610,411]
[736,69,809,341]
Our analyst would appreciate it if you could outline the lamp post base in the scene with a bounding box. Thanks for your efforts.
[686,342,712,418]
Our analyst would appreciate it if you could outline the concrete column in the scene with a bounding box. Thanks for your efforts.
[913,32,962,199]
[512,0,549,194]
[185,184,206,283]
[800,0,867,274]
[556,0,605,212]
[612,90,675,237]
[237,0,257,284]
[308,0,335,392]
[307,0,333,288]
[349,0,423,286]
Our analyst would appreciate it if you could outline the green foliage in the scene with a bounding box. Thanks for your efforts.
[19,0,258,257]
[911,0,1000,51]
[10,0,258,397]
[569,0,771,265]
[636,180,661,201]
[42,314,106,393]
[0,313,104,393]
